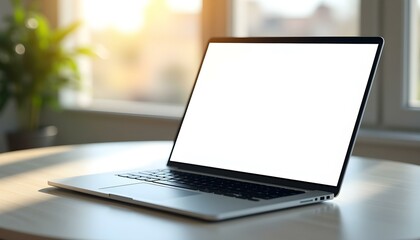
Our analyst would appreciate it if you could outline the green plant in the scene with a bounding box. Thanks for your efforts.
[0,0,93,131]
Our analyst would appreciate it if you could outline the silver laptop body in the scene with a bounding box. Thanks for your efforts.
[49,37,383,221]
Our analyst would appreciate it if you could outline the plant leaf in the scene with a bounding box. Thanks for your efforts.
[74,47,98,57]
[52,21,81,43]
[11,0,25,25]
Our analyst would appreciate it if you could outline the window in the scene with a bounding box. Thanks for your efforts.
[230,0,420,133]
[379,0,420,129]
[60,0,202,115]
[59,0,420,133]
[61,0,362,116]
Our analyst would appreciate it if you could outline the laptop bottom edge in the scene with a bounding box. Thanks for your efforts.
[48,178,333,221]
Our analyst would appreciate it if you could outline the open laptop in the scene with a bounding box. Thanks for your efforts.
[49,37,384,221]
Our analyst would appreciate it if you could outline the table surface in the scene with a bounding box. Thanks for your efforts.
[0,141,420,240]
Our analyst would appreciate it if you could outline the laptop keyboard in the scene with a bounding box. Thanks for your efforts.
[117,169,304,201]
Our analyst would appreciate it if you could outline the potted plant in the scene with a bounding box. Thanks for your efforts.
[0,0,94,150]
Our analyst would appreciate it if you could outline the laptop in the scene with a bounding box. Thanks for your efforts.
[49,37,384,221]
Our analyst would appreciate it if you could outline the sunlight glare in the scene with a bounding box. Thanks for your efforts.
[82,0,149,33]
[167,0,201,13]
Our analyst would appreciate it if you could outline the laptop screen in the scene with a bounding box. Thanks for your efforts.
[169,38,381,187]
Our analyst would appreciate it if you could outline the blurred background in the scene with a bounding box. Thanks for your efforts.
[0,0,419,165]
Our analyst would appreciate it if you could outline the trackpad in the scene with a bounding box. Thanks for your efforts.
[105,183,199,201]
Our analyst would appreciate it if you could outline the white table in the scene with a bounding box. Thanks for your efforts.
[1,141,419,240]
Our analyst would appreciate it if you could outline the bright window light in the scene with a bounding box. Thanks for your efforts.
[63,0,202,111]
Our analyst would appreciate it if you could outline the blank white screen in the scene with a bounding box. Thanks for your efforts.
[170,42,378,186]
